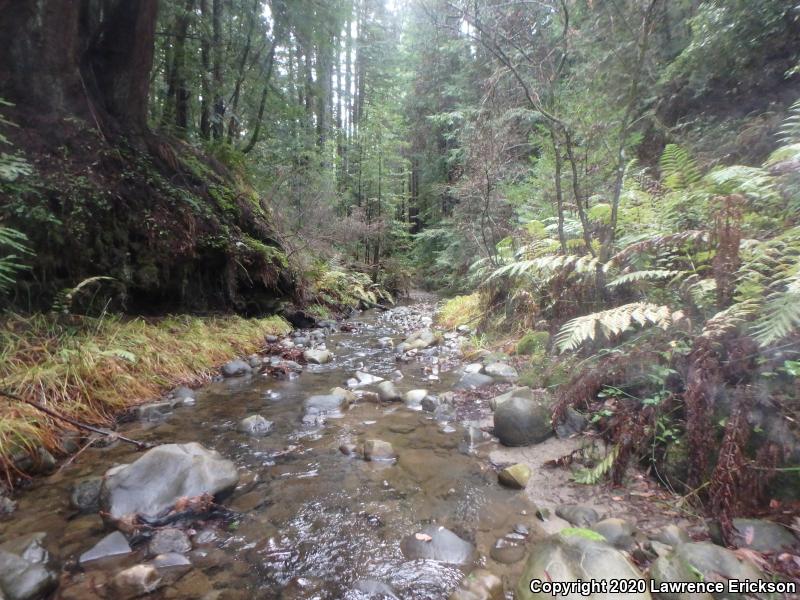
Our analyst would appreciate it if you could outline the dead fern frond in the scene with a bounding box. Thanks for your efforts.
[555,302,675,353]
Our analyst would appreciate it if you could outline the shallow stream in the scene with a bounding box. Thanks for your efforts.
[1,300,538,599]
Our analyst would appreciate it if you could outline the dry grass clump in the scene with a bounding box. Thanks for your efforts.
[435,292,484,329]
[0,312,290,477]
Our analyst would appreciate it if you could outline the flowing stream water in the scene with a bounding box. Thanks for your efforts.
[1,299,539,599]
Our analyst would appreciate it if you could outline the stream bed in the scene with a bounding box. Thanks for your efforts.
[1,299,540,599]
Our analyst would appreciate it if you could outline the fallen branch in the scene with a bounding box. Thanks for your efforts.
[0,389,152,451]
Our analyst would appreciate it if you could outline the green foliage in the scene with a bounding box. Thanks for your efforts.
[555,303,675,353]
[573,445,620,485]
[516,331,550,356]
[660,144,702,191]
[0,226,31,295]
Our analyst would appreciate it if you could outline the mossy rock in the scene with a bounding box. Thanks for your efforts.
[516,331,550,355]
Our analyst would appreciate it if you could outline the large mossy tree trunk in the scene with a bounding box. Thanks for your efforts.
[0,0,157,135]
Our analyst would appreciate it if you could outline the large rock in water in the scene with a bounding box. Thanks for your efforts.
[649,541,763,600]
[303,349,332,364]
[494,396,552,446]
[0,533,57,600]
[455,373,495,390]
[100,443,239,520]
[400,525,476,565]
[516,529,651,599]
[220,359,252,377]
[483,362,519,382]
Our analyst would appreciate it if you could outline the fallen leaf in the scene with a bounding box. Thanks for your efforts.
[415,533,432,542]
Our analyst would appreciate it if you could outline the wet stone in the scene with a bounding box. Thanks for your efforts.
[0,546,57,600]
[490,535,527,564]
[220,359,252,378]
[376,381,402,402]
[455,372,495,390]
[498,464,531,489]
[591,518,636,550]
[363,439,396,461]
[237,414,274,437]
[350,578,400,599]
[148,528,192,556]
[493,396,552,446]
[111,564,163,600]
[555,504,600,527]
[483,362,519,382]
[400,525,476,565]
[70,476,103,513]
[653,524,690,547]
[79,531,132,564]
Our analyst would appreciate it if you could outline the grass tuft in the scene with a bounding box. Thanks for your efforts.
[0,312,290,480]
[435,292,483,329]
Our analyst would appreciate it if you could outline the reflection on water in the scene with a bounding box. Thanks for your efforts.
[1,306,536,599]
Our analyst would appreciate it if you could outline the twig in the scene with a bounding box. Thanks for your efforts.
[0,390,152,451]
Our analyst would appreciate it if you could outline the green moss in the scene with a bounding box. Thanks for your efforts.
[241,236,288,268]
[560,528,606,542]
[517,331,550,355]
[209,184,238,216]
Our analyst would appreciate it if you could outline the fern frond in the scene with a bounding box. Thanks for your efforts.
[606,269,684,289]
[555,302,674,352]
[703,165,779,203]
[610,230,708,267]
[778,98,800,145]
[660,144,701,191]
[574,445,620,485]
[751,269,800,346]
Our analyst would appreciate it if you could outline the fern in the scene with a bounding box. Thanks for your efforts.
[555,302,674,352]
[703,165,779,204]
[0,226,31,294]
[606,269,684,289]
[752,271,800,346]
[610,230,708,268]
[574,445,620,484]
[52,276,117,314]
[660,144,701,191]
[778,97,800,145]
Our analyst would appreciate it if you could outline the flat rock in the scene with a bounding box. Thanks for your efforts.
[455,373,495,390]
[303,394,348,415]
[489,386,534,410]
[400,525,476,565]
[483,362,519,382]
[79,531,132,564]
[498,464,531,489]
[148,528,192,556]
[719,518,800,553]
[100,442,239,520]
[555,505,600,527]
[353,371,384,386]
[330,387,357,403]
[220,359,252,378]
[237,415,274,437]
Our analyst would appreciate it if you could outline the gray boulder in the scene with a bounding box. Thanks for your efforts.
[484,362,519,382]
[100,442,239,520]
[516,529,651,599]
[455,373,495,390]
[237,415,274,437]
[303,349,333,365]
[556,505,600,527]
[220,359,252,378]
[136,401,173,421]
[715,518,800,553]
[591,518,636,550]
[404,328,437,350]
[400,525,476,565]
[377,381,402,402]
[653,524,690,547]
[649,542,762,600]
[493,396,552,446]
[489,386,534,411]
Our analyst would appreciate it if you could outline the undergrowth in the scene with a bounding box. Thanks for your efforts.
[0,312,290,481]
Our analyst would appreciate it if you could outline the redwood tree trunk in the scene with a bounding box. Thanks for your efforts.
[0,0,158,135]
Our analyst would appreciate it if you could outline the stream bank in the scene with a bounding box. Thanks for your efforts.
[0,296,794,599]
